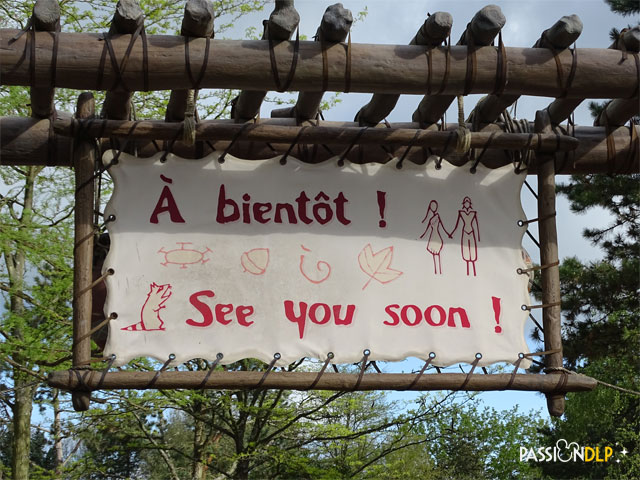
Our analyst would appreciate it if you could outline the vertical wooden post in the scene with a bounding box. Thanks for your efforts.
[72,92,96,411]
[535,109,565,417]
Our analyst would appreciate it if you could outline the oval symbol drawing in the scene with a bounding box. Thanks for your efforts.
[158,242,212,269]
[241,248,270,275]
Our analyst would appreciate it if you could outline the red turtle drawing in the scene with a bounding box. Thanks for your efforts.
[158,242,212,269]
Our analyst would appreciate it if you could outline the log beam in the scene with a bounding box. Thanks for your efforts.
[472,15,583,125]
[594,98,639,127]
[29,0,60,119]
[354,11,452,126]
[2,30,638,98]
[100,0,144,121]
[47,369,597,393]
[271,3,352,121]
[71,92,95,412]
[412,5,506,126]
[535,109,565,417]
[50,116,578,152]
[2,116,638,174]
[165,0,214,123]
[232,0,300,121]
[545,25,640,125]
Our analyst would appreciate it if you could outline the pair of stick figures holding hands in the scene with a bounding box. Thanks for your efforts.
[420,197,480,276]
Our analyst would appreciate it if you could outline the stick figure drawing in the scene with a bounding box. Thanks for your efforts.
[420,200,450,274]
[449,196,480,276]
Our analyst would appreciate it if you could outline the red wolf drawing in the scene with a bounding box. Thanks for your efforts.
[121,283,172,331]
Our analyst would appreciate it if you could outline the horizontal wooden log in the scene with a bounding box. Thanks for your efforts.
[2,116,638,174]
[2,29,638,97]
[51,117,579,152]
[47,369,597,392]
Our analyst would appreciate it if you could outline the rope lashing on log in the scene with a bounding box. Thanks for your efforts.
[96,22,149,92]
[269,26,300,92]
[492,31,508,95]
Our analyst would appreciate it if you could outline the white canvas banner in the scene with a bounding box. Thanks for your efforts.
[102,151,531,367]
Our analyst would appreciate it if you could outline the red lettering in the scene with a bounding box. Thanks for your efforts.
[274,203,297,224]
[402,305,422,326]
[312,192,333,225]
[448,307,470,328]
[216,184,240,224]
[236,305,255,326]
[214,304,233,325]
[295,192,313,224]
[253,202,273,224]
[384,304,400,326]
[285,300,307,339]
[333,192,351,225]
[425,305,446,327]
[333,304,355,325]
[242,193,251,224]
[309,303,331,324]
[150,185,186,224]
[186,290,215,327]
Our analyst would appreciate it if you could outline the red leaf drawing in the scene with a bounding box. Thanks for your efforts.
[358,244,403,290]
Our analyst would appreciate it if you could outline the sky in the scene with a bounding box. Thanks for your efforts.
[223,0,629,417]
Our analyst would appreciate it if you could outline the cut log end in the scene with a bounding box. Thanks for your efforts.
[466,4,506,45]
[320,3,353,42]
[267,1,300,41]
[537,14,583,49]
[33,0,60,31]
[110,0,144,35]
[422,12,453,43]
[182,0,214,38]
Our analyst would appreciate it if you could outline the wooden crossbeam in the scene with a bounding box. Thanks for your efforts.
[47,369,597,393]
[49,117,579,152]
[1,116,637,174]
[2,30,638,97]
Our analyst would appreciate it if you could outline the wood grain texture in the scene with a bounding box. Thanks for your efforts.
[2,116,638,174]
[48,370,598,392]
[2,30,637,97]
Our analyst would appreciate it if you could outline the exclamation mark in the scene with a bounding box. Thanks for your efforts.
[492,296,502,333]
[377,191,387,228]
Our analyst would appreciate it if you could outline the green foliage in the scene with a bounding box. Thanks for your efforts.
[605,0,640,16]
